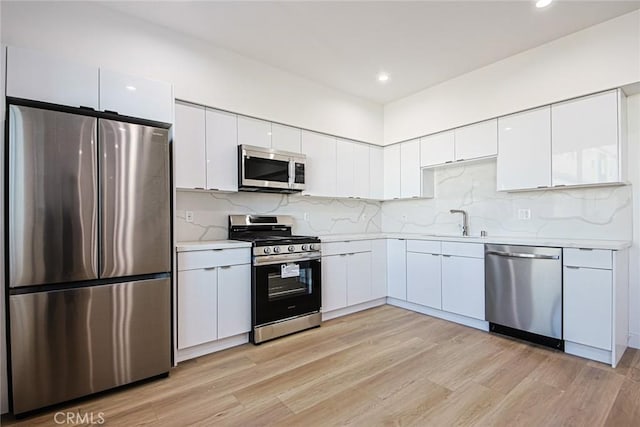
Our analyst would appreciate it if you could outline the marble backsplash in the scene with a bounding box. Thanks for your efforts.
[175,160,632,242]
[175,191,382,241]
[382,160,632,241]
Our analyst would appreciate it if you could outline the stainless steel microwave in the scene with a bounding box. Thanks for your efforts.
[238,145,306,193]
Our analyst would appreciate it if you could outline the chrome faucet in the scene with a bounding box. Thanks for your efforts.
[449,209,469,237]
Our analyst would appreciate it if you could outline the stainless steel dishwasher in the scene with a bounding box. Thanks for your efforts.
[485,244,563,350]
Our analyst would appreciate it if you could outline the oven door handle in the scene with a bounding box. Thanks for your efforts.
[254,254,321,266]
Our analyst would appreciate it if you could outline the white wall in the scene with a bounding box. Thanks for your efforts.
[0,1,383,144]
[384,10,640,144]
[0,0,7,413]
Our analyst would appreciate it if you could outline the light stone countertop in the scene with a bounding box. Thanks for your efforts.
[318,233,631,250]
[176,240,252,252]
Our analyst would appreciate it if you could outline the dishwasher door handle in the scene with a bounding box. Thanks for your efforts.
[486,250,560,260]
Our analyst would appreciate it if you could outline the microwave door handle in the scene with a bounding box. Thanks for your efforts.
[289,159,294,188]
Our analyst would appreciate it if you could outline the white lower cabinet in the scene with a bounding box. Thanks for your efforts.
[177,249,251,355]
[178,268,218,349]
[217,264,252,339]
[441,255,485,320]
[564,266,612,350]
[321,240,382,315]
[406,251,441,309]
[321,254,348,312]
[347,252,373,306]
[386,239,407,300]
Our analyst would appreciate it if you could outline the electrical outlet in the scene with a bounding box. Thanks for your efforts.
[186,211,194,223]
[517,208,531,220]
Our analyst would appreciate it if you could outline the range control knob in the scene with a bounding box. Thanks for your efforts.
[263,247,271,254]
[301,244,308,251]
[288,245,295,252]
[273,246,281,254]
[309,244,317,251]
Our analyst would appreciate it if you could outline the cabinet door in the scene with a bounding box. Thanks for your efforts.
[206,109,238,192]
[322,255,348,312]
[174,102,206,189]
[237,116,271,148]
[420,131,454,167]
[387,239,407,300]
[178,268,217,349]
[99,68,173,123]
[370,147,384,200]
[401,139,421,198]
[217,264,251,339]
[552,90,620,187]
[406,252,442,309]
[336,140,355,198]
[353,143,370,199]
[441,256,484,320]
[302,131,337,197]
[271,123,301,153]
[497,106,551,191]
[454,119,497,161]
[347,252,372,306]
[6,46,99,109]
[564,267,612,350]
[384,145,401,200]
[371,240,387,299]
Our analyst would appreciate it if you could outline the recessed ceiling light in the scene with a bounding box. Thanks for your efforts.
[377,73,389,83]
[536,0,553,8]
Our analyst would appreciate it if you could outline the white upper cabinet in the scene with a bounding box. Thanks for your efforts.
[370,146,384,200]
[6,46,99,109]
[384,145,401,200]
[353,143,371,199]
[206,109,239,192]
[302,131,337,197]
[271,123,302,153]
[237,116,271,148]
[454,119,497,161]
[174,102,206,189]
[336,139,356,198]
[99,68,173,123]
[400,139,421,198]
[420,131,454,167]
[552,90,621,187]
[497,106,552,191]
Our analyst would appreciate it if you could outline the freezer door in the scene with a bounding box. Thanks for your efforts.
[8,105,98,287]
[99,119,171,278]
[10,278,171,414]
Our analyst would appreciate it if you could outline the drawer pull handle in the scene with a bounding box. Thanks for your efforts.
[578,248,593,251]
[220,265,231,269]
[212,249,224,252]
[566,266,580,270]
[204,267,216,271]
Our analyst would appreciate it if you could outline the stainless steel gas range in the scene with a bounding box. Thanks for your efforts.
[229,215,322,344]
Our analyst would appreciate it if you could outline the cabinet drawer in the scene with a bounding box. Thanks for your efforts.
[563,248,612,269]
[406,240,441,254]
[178,248,251,271]
[441,242,484,258]
[322,240,372,256]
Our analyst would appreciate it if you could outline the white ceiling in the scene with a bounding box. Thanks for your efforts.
[100,1,640,104]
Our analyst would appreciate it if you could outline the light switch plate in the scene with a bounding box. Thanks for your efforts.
[517,208,531,220]
[186,211,194,223]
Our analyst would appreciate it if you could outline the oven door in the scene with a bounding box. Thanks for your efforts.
[253,257,321,326]
[241,146,292,190]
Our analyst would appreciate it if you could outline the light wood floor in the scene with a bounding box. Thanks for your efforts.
[3,305,640,426]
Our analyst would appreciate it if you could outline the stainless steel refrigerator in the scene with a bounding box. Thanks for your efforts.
[6,101,172,415]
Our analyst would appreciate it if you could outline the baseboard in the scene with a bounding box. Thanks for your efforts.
[565,341,612,366]
[386,298,490,332]
[175,333,249,363]
[629,332,640,349]
[321,298,386,321]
